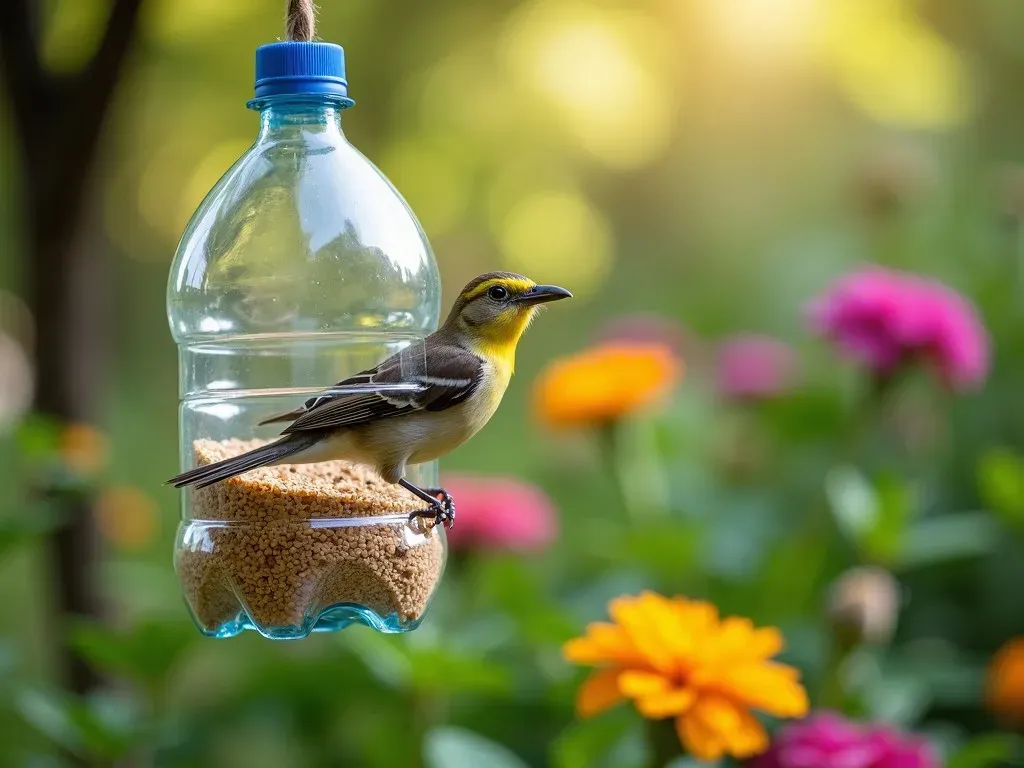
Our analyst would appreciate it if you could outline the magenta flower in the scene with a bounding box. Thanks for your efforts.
[716,334,798,401]
[442,474,558,552]
[749,712,939,768]
[808,267,989,390]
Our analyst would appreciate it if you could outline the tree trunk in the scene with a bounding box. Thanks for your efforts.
[0,0,145,696]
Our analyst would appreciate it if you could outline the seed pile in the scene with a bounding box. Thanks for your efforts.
[176,439,445,634]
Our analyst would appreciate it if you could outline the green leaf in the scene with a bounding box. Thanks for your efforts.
[68,618,194,690]
[826,467,916,564]
[978,447,1024,527]
[0,503,63,561]
[407,647,512,695]
[862,674,931,725]
[863,473,915,561]
[15,688,135,760]
[551,709,636,768]
[899,513,1000,570]
[13,415,61,460]
[344,629,413,690]
[826,465,878,544]
[949,733,1022,768]
[424,726,531,768]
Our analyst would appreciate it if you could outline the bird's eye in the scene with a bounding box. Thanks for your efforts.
[488,285,509,301]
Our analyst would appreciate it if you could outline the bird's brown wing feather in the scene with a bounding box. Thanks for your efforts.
[278,341,485,434]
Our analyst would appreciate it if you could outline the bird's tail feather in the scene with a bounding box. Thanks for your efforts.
[257,407,307,426]
[167,434,319,489]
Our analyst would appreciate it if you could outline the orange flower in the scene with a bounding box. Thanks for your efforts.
[563,591,808,762]
[95,485,158,552]
[986,637,1024,725]
[58,422,108,476]
[533,343,680,428]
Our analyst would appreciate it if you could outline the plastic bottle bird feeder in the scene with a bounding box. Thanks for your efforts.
[167,32,445,638]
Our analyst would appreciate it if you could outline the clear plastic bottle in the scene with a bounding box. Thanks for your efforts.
[167,42,445,639]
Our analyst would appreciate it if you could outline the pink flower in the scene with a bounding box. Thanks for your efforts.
[749,712,939,768]
[716,334,798,400]
[442,475,558,552]
[808,267,989,390]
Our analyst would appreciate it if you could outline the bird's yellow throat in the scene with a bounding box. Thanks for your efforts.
[460,308,536,374]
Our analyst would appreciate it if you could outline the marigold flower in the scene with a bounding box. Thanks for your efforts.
[563,591,808,762]
[715,335,798,401]
[533,344,680,428]
[441,474,557,552]
[986,637,1024,725]
[749,711,939,768]
[808,268,989,391]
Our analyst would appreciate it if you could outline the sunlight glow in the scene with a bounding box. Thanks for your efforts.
[817,0,971,129]
[380,138,472,238]
[178,140,252,229]
[503,1,674,170]
[497,188,612,298]
[699,0,817,64]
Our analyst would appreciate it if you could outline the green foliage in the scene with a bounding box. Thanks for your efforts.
[3,0,1024,765]
[949,734,1024,768]
[424,727,531,768]
[978,448,1024,528]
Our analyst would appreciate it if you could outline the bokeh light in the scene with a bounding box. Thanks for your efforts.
[96,485,159,552]
[0,332,32,432]
[497,187,612,298]
[178,140,253,229]
[502,0,674,169]
[380,137,472,237]
[39,0,106,73]
[817,0,971,129]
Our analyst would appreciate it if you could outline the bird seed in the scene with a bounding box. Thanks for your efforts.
[176,439,445,635]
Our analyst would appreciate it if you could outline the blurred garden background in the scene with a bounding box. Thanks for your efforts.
[4,0,1024,765]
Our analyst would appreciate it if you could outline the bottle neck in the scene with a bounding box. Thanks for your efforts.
[253,96,347,143]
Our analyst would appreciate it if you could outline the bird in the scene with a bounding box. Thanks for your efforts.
[167,272,572,528]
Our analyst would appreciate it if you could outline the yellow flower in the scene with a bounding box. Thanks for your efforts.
[986,637,1024,725]
[533,343,679,428]
[563,591,808,762]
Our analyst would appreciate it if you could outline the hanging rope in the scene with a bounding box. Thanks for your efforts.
[286,0,317,42]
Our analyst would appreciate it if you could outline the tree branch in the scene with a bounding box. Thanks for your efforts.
[3,0,148,700]
[0,0,44,148]
[42,0,145,222]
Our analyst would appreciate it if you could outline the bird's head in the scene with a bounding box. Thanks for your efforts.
[442,271,572,360]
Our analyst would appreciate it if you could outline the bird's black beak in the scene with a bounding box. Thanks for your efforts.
[516,284,573,305]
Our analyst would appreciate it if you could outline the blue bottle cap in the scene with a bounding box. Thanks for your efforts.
[252,42,355,106]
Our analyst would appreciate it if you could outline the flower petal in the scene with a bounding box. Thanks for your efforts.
[684,695,769,760]
[636,687,697,719]
[608,593,679,673]
[618,669,671,698]
[691,694,742,733]
[677,711,726,761]
[723,708,770,758]
[563,622,645,666]
[747,627,785,659]
[576,668,626,718]
[716,662,809,718]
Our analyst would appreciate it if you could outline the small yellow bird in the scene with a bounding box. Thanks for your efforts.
[168,272,571,527]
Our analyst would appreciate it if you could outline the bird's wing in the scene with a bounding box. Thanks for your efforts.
[280,343,485,434]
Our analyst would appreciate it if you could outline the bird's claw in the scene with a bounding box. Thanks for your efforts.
[408,487,456,530]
